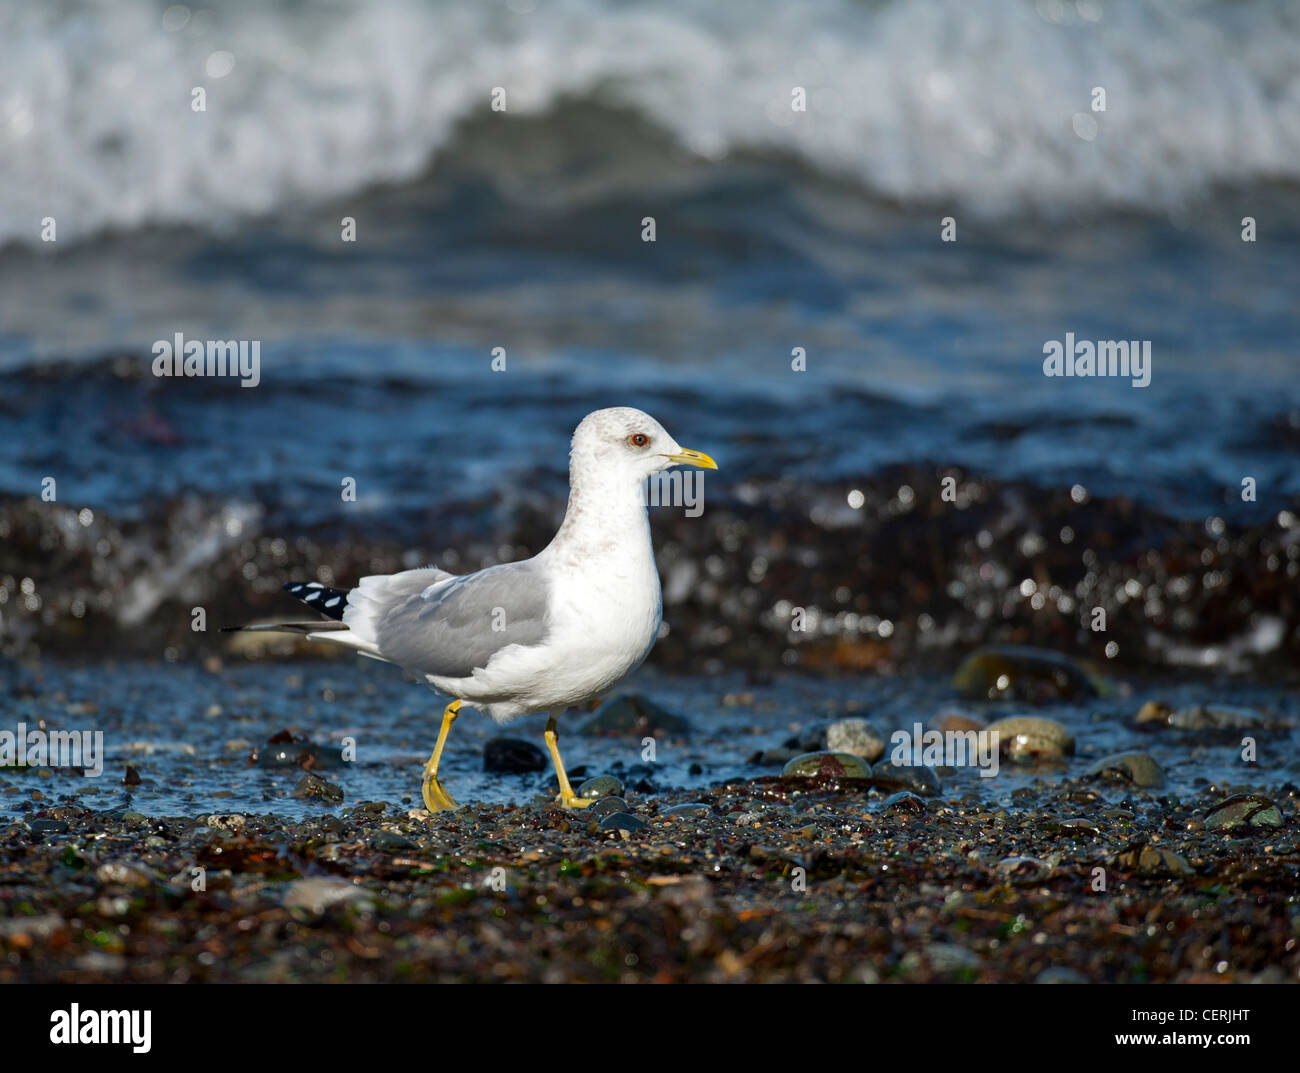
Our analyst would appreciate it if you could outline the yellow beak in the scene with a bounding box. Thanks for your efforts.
[660,447,718,470]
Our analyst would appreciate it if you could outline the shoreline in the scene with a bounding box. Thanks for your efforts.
[4,773,1295,984]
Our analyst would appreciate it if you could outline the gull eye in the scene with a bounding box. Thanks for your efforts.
[628,433,650,448]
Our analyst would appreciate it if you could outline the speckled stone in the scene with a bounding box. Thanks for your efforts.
[1205,794,1282,831]
[781,751,872,780]
[825,718,886,762]
[293,772,344,802]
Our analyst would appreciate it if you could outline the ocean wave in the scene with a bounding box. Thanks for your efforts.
[3,0,1300,245]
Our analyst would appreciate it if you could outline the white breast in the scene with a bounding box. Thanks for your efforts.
[427,461,668,722]
[547,548,662,694]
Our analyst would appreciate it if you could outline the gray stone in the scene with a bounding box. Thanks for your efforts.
[1085,752,1166,789]
[1036,967,1090,984]
[953,645,1099,702]
[371,830,417,851]
[94,861,153,888]
[580,695,690,738]
[598,812,648,833]
[825,718,886,762]
[661,802,712,820]
[483,737,547,774]
[1205,794,1282,832]
[577,775,625,800]
[781,751,872,781]
[586,796,630,820]
[883,791,926,815]
[985,716,1074,761]
[871,759,942,797]
[283,877,373,916]
[1170,705,1267,730]
[293,773,344,802]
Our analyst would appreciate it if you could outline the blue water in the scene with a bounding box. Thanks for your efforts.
[0,0,1297,524]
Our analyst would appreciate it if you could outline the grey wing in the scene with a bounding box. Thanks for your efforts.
[346,561,551,679]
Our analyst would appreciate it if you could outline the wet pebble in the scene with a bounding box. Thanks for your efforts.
[913,942,984,974]
[985,716,1074,761]
[293,773,344,802]
[1098,807,1136,822]
[95,861,153,888]
[577,775,624,800]
[29,818,70,835]
[1135,701,1173,726]
[1170,705,1266,731]
[825,718,885,762]
[586,796,630,820]
[800,723,833,751]
[1112,844,1193,876]
[1036,967,1090,984]
[598,812,648,834]
[257,740,346,770]
[1085,752,1166,789]
[995,856,1051,883]
[122,764,142,786]
[283,877,374,917]
[883,791,926,816]
[0,914,65,940]
[371,830,417,851]
[782,751,872,781]
[935,709,986,734]
[580,695,690,738]
[661,802,712,820]
[1137,701,1268,730]
[483,737,546,774]
[953,645,1099,702]
[1205,794,1282,832]
[871,759,942,797]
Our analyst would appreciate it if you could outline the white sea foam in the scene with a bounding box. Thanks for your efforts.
[3,0,1299,245]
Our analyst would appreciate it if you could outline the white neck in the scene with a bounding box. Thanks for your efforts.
[542,466,652,569]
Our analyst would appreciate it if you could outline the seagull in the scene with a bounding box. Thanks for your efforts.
[227,407,717,811]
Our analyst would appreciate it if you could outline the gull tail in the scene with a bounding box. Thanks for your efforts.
[221,580,387,661]
[220,621,350,635]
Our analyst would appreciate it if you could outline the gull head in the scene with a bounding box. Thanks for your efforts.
[571,407,717,485]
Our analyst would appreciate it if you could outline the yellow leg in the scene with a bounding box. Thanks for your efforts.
[421,699,461,811]
[545,714,591,810]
